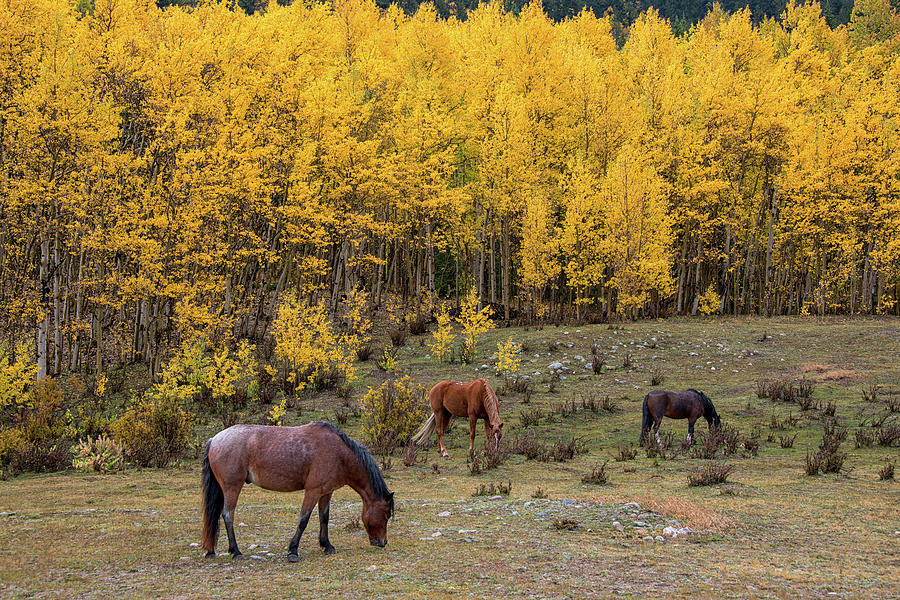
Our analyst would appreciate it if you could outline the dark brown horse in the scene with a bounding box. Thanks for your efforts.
[640,389,721,445]
[410,378,503,458]
[201,421,394,561]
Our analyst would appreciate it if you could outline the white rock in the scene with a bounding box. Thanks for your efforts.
[655,535,665,542]
[613,521,624,532]
[663,526,677,537]
[437,511,451,517]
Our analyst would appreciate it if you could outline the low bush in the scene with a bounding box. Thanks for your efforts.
[688,462,734,487]
[582,462,610,485]
[111,395,194,467]
[359,376,427,456]
[71,435,123,473]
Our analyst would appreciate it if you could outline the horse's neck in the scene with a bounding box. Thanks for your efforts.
[482,386,500,425]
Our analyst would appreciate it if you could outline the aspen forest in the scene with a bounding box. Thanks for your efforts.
[1,0,899,381]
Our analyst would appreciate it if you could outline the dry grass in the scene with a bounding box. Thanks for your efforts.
[818,369,857,381]
[638,496,736,533]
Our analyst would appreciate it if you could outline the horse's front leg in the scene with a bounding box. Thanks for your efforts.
[468,415,478,456]
[317,493,336,555]
[288,490,320,563]
[687,418,697,446]
[653,418,663,445]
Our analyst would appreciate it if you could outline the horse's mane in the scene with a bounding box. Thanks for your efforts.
[316,421,394,513]
[479,379,501,424]
[689,389,719,422]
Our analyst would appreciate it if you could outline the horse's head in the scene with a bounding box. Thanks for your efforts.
[489,422,503,450]
[362,492,394,548]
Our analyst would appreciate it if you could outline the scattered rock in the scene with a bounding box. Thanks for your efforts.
[655,535,665,542]
[437,511,451,517]
[613,521,624,532]
[366,565,378,572]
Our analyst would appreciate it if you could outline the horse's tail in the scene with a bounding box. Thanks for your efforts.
[411,414,436,447]
[201,439,223,554]
[640,395,651,444]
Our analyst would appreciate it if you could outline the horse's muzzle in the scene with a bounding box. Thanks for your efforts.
[370,538,387,548]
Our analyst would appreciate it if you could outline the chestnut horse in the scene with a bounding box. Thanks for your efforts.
[201,421,394,561]
[410,378,502,458]
[640,389,721,446]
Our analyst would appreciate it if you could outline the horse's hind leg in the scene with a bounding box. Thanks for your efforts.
[222,482,244,559]
[287,490,319,563]
[653,418,663,445]
[317,493,335,555]
[436,410,450,458]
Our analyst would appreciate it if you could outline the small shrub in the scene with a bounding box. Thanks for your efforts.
[389,328,408,348]
[591,354,604,374]
[622,353,633,369]
[582,462,610,485]
[742,437,759,456]
[332,406,353,426]
[779,433,798,448]
[598,395,618,412]
[71,435,123,473]
[408,314,428,336]
[796,380,815,399]
[614,444,637,461]
[878,460,894,481]
[7,439,72,474]
[861,384,880,404]
[796,395,816,411]
[688,463,733,487]
[854,428,875,448]
[359,376,427,456]
[531,487,547,499]
[472,481,512,496]
[356,344,374,362]
[875,424,900,447]
[552,518,579,531]
[549,436,588,462]
[821,401,836,417]
[519,409,543,428]
[112,395,194,468]
[344,518,362,532]
[377,346,399,373]
[512,431,547,460]
[467,452,483,475]
[650,368,663,386]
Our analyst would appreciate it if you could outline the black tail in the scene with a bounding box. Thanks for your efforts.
[201,440,223,555]
[640,395,651,444]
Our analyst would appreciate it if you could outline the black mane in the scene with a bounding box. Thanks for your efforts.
[316,421,394,514]
[689,389,720,425]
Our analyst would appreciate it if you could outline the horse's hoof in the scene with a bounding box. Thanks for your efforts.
[204,551,215,559]
[287,553,299,563]
[323,546,336,555]
[440,452,450,458]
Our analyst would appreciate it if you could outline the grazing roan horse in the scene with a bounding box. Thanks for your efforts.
[640,389,721,446]
[410,378,503,458]
[201,421,394,561]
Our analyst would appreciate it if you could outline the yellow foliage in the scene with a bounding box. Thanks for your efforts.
[458,288,494,363]
[359,376,427,453]
[495,338,522,376]
[111,395,194,467]
[272,295,356,391]
[267,397,287,426]
[698,285,721,315]
[0,342,36,415]
[429,306,456,362]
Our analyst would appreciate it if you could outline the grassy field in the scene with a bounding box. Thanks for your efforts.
[1,316,898,599]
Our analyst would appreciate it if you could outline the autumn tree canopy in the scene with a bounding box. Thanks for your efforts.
[2,0,899,378]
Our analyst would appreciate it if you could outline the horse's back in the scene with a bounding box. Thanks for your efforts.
[208,424,327,492]
[431,379,481,417]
